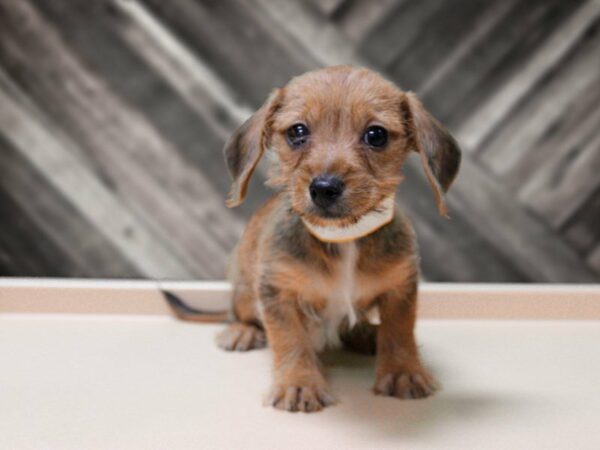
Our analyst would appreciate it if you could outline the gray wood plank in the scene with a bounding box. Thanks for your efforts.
[455,0,595,149]
[415,0,516,99]
[517,97,600,228]
[0,0,244,278]
[396,168,528,282]
[336,0,400,44]
[479,18,600,184]
[510,65,600,195]
[0,133,140,278]
[358,0,443,69]
[561,186,600,257]
[251,0,364,66]
[113,0,251,131]
[387,0,492,92]
[29,0,243,212]
[112,0,277,217]
[421,0,550,125]
[588,243,600,274]
[141,0,318,107]
[446,154,598,281]
[0,70,195,278]
[306,0,349,18]
[0,190,77,277]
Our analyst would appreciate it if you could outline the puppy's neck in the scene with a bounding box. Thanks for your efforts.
[302,195,395,243]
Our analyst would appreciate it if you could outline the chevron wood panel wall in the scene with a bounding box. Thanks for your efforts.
[0,0,598,282]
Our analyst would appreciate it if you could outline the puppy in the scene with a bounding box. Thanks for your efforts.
[218,66,461,412]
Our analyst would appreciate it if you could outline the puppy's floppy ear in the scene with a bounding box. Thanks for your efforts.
[401,92,461,217]
[223,88,283,207]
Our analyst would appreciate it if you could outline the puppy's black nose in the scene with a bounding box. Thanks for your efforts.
[309,175,345,209]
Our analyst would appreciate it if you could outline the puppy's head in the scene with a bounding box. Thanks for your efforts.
[224,66,461,224]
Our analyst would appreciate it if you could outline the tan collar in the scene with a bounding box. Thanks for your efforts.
[302,195,395,243]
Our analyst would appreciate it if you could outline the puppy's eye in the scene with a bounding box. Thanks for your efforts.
[363,126,388,148]
[286,123,310,148]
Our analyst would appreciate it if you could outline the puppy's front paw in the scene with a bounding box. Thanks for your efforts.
[216,323,266,351]
[266,384,336,413]
[374,366,438,399]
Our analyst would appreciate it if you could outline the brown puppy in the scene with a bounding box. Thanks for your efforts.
[218,66,460,412]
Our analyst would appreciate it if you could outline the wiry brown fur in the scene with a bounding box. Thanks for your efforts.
[219,66,460,412]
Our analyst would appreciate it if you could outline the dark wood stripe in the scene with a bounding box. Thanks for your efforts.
[0,133,141,278]
[396,172,528,282]
[387,0,493,91]
[561,185,600,257]
[358,0,444,69]
[141,0,318,107]
[422,0,585,127]
[0,190,76,277]
[29,0,237,205]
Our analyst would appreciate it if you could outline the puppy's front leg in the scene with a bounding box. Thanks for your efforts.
[374,282,438,399]
[261,287,335,412]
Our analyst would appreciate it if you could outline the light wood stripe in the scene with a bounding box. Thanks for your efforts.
[456,0,600,152]
[0,72,191,278]
[251,0,366,67]
[0,0,245,277]
[418,1,515,96]
[114,0,252,135]
[337,0,399,43]
[480,29,600,180]
[0,134,140,278]
[519,116,600,228]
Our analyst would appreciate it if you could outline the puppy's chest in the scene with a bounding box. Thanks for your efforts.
[325,242,360,317]
[309,242,369,350]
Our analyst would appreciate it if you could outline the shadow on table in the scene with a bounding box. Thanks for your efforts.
[320,349,533,439]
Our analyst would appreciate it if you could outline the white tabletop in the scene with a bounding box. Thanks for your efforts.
[1,315,599,450]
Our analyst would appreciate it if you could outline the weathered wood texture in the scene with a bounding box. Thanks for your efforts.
[0,0,598,282]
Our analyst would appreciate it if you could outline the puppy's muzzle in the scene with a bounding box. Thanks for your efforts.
[309,174,345,209]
